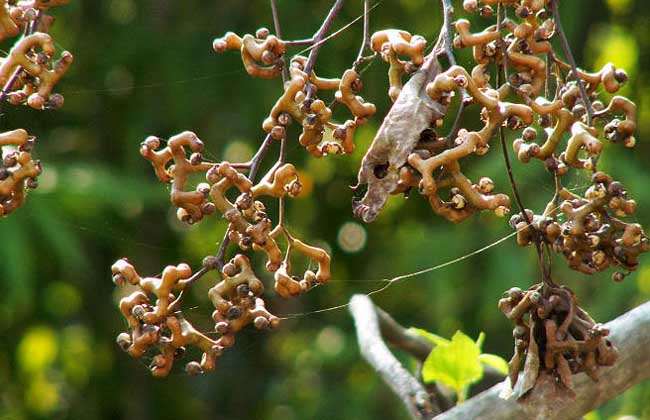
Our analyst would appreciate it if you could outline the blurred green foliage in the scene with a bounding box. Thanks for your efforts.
[0,1,649,419]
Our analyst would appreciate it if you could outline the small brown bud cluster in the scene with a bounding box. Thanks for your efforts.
[112,259,226,377]
[370,29,427,101]
[499,284,617,397]
[260,56,375,157]
[209,254,280,350]
[0,0,73,110]
[0,129,40,217]
[214,27,378,157]
[354,61,533,223]
[405,122,515,223]
[511,172,649,275]
[449,1,637,181]
[0,0,69,43]
[140,131,329,278]
[2,33,73,109]
[213,28,285,79]
[118,124,334,376]
[112,256,282,377]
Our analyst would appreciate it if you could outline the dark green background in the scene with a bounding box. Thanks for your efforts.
[1,0,649,419]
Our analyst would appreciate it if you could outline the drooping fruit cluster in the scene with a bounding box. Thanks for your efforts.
[511,172,648,275]
[113,255,280,376]
[499,284,617,397]
[113,126,333,375]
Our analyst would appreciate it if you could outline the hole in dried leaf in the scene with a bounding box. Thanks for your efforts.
[373,163,389,179]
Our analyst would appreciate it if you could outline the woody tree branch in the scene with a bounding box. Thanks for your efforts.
[351,294,650,420]
[350,294,510,419]
[349,294,442,420]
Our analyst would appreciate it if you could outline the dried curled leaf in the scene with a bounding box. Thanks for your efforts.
[353,56,446,223]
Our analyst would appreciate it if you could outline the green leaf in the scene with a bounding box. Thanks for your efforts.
[408,328,451,347]
[478,353,509,375]
[421,331,483,393]
[475,332,486,349]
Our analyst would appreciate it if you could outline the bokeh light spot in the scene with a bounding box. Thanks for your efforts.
[17,326,59,373]
[637,266,650,296]
[44,282,82,319]
[104,66,134,97]
[25,376,60,415]
[223,140,253,163]
[337,221,367,253]
[316,326,345,357]
[108,0,137,25]
[61,326,93,386]
[588,25,638,93]
[606,0,633,15]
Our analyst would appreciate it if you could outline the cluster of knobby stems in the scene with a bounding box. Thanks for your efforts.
[214,28,378,157]
[349,0,647,397]
[511,172,648,275]
[113,129,334,375]
[442,0,645,396]
[0,0,73,216]
[113,0,648,393]
[499,283,617,397]
[114,10,452,375]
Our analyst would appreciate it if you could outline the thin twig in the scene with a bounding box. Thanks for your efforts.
[304,0,346,102]
[168,266,212,312]
[545,52,552,100]
[435,0,457,66]
[436,0,469,144]
[277,136,288,228]
[497,121,551,283]
[444,101,465,146]
[495,6,530,226]
[355,0,370,64]
[269,0,283,41]
[215,231,230,267]
[284,38,315,46]
[495,4,525,97]
[494,4,552,284]
[249,133,274,180]
[270,0,288,83]
[550,0,593,125]
[295,1,383,61]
